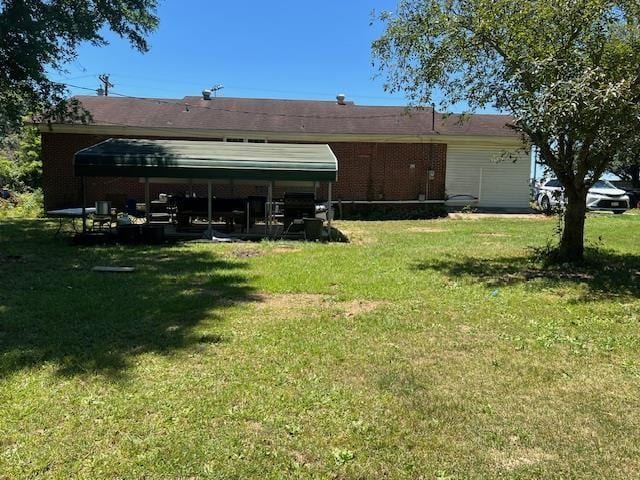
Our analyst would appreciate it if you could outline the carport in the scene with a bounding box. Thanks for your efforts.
[74,138,338,238]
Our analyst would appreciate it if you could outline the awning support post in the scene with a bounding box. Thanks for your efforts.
[246,200,250,234]
[81,176,87,233]
[207,179,213,239]
[327,182,332,242]
[267,181,273,238]
[144,177,150,223]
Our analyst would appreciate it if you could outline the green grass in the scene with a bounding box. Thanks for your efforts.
[1,213,639,479]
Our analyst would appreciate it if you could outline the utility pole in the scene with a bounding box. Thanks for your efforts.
[212,84,224,97]
[98,74,114,96]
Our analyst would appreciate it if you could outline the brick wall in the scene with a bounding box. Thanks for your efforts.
[41,132,447,209]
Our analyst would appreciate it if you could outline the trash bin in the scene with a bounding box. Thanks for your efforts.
[303,217,324,241]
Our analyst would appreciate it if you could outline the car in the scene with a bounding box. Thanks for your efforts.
[536,178,631,214]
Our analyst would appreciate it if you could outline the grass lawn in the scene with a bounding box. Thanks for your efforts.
[1,213,639,479]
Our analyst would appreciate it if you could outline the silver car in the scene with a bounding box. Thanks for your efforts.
[536,178,630,214]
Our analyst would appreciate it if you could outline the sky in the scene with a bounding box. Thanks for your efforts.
[50,0,458,109]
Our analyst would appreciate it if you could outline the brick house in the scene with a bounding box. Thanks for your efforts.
[39,95,530,211]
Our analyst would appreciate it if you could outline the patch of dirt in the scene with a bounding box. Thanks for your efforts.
[291,450,310,466]
[407,227,447,233]
[269,245,302,254]
[230,246,262,258]
[341,299,386,317]
[245,421,264,433]
[459,324,473,334]
[251,293,385,318]
[337,226,376,245]
[252,293,328,310]
[492,447,557,471]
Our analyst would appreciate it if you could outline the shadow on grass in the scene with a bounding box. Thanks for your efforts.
[411,249,640,302]
[0,220,258,380]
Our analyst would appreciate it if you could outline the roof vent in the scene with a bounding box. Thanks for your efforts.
[336,93,346,105]
[202,89,212,100]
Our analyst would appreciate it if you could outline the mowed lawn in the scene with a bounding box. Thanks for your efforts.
[1,214,639,479]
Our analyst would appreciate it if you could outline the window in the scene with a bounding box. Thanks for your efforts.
[592,180,615,189]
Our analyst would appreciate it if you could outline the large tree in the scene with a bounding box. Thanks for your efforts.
[373,0,640,262]
[0,0,158,136]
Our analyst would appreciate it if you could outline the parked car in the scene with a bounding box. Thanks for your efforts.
[536,178,631,214]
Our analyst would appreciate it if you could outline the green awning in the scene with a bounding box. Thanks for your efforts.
[74,138,338,182]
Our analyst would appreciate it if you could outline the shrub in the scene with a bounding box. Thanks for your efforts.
[0,189,43,219]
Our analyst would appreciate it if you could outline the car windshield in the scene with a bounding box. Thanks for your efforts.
[592,180,616,189]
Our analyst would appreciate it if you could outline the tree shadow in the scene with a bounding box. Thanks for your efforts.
[0,220,259,380]
[410,249,640,302]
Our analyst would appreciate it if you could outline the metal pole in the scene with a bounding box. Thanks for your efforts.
[81,177,87,233]
[327,182,332,241]
[207,180,213,239]
[246,200,250,234]
[267,181,273,237]
[145,177,150,223]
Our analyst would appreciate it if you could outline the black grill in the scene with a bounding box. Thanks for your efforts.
[283,192,316,226]
[596,199,627,208]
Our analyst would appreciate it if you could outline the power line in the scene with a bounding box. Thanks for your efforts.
[55,81,96,92]
[91,71,407,102]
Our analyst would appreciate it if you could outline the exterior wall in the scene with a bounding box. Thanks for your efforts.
[330,142,446,201]
[445,143,531,208]
[41,132,448,210]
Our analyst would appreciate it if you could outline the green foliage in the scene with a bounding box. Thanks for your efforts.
[0,126,41,190]
[0,0,159,135]
[340,202,448,220]
[0,189,43,218]
[609,136,640,187]
[373,0,640,260]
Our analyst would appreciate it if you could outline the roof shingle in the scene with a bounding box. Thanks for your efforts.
[67,95,517,137]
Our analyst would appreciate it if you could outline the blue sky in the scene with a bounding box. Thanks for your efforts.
[51,0,456,108]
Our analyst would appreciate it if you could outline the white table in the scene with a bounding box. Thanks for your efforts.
[46,207,96,235]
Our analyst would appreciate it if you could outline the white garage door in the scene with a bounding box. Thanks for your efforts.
[445,143,531,208]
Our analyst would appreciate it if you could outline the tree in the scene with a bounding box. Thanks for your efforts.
[373,0,640,262]
[0,0,158,136]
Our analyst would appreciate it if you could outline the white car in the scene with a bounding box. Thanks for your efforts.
[536,179,630,214]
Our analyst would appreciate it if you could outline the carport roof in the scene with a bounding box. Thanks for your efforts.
[74,138,338,182]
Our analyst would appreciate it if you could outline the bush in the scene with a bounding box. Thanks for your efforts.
[0,189,43,219]
[0,126,41,191]
[338,202,448,220]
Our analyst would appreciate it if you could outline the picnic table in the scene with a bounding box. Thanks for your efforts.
[46,207,96,235]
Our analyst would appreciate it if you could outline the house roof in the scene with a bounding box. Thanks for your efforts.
[64,95,517,138]
[74,138,338,181]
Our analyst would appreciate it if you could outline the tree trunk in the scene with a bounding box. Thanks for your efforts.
[558,188,587,262]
